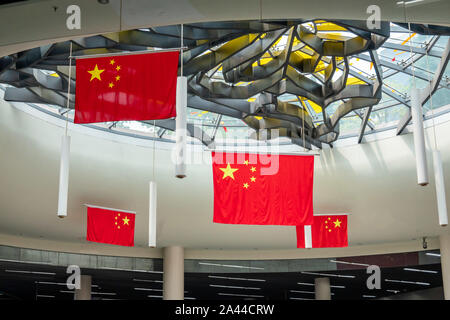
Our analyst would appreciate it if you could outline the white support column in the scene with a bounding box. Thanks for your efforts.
[175,76,187,178]
[410,88,429,186]
[163,246,184,300]
[440,234,450,300]
[74,275,91,300]
[57,135,71,217]
[315,277,331,300]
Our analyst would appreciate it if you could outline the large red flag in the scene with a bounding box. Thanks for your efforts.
[212,152,314,225]
[86,206,136,247]
[296,215,348,248]
[74,51,179,123]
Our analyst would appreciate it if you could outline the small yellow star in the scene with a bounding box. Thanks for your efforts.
[325,225,328,229]
[116,65,121,71]
[123,216,130,226]
[328,229,331,232]
[109,82,114,88]
[334,219,342,228]
[115,75,120,81]
[115,216,117,220]
[250,176,256,182]
[250,167,256,172]
[244,160,249,165]
[219,163,238,180]
[243,183,249,189]
[328,217,331,220]
[118,213,120,216]
[110,59,115,65]
[118,225,121,229]
[115,222,117,225]
[87,64,105,81]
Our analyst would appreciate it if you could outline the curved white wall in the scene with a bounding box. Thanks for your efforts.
[0,90,449,259]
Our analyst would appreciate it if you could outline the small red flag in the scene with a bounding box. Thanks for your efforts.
[296,215,348,248]
[74,51,179,123]
[212,152,314,225]
[86,206,136,247]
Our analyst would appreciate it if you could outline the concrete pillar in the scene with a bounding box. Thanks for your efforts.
[74,275,91,300]
[440,234,450,300]
[163,246,184,300]
[315,277,331,300]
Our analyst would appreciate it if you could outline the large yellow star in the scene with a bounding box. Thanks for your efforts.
[333,219,342,228]
[219,163,238,180]
[87,64,105,81]
[250,176,256,182]
[123,216,130,226]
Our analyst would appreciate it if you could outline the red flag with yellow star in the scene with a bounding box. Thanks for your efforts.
[296,215,348,248]
[86,206,136,247]
[212,152,314,225]
[74,51,179,123]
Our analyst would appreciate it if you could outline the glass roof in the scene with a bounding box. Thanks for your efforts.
[0,20,449,150]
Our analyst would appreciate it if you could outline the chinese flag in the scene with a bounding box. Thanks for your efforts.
[296,215,348,248]
[86,206,136,247]
[212,152,314,225]
[74,51,179,123]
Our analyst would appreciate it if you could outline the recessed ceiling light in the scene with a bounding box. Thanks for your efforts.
[5,270,56,275]
[403,267,438,274]
[134,288,163,292]
[385,279,430,286]
[386,289,400,294]
[199,262,264,270]
[301,271,355,279]
[425,253,441,257]
[208,275,266,282]
[210,284,261,290]
[91,292,116,295]
[218,293,264,298]
[330,260,370,267]
[297,282,315,286]
[290,289,334,295]
[133,279,163,283]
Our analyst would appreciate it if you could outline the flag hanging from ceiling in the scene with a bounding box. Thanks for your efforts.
[296,215,348,248]
[74,51,179,123]
[86,206,136,247]
[211,152,314,225]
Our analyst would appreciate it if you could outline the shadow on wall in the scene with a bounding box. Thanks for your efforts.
[378,286,444,300]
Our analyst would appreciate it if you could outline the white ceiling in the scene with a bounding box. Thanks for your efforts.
[1,0,450,55]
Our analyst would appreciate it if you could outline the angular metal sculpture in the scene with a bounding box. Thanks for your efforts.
[1,19,448,149]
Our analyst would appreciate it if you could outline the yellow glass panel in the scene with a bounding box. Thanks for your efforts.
[252,57,272,67]
[247,97,256,102]
[315,22,347,31]
[318,33,345,41]
[307,100,322,113]
[50,73,59,77]
[346,77,366,85]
